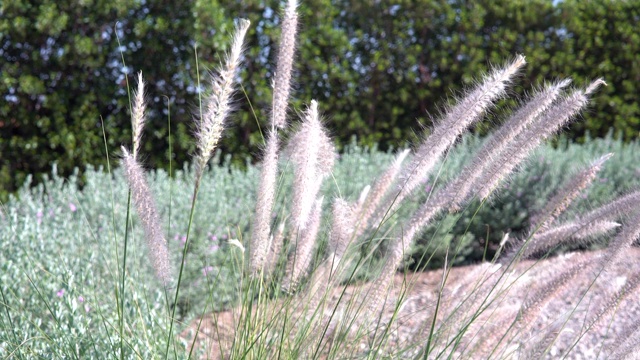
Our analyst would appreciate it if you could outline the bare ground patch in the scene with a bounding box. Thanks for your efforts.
[180,247,640,359]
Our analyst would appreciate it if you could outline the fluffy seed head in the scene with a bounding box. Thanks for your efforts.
[265,221,286,276]
[600,210,640,270]
[365,149,410,229]
[393,55,526,212]
[584,269,640,334]
[584,78,606,95]
[195,19,250,180]
[271,0,299,130]
[329,198,355,259]
[516,255,589,330]
[447,79,571,211]
[475,79,605,200]
[283,196,324,292]
[250,135,280,276]
[531,153,612,230]
[121,147,173,285]
[364,233,411,321]
[510,220,621,261]
[356,185,371,210]
[287,100,335,231]
[131,71,147,160]
[580,190,640,225]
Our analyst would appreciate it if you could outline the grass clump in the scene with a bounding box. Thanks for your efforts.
[3,1,640,359]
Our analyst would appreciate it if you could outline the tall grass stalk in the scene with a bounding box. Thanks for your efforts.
[112,32,141,358]
[250,0,299,278]
[162,19,250,357]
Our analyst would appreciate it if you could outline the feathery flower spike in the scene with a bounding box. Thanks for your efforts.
[288,100,335,232]
[131,71,147,160]
[121,147,173,285]
[475,78,606,200]
[392,55,526,212]
[194,19,250,179]
[271,0,298,130]
[447,79,571,211]
[250,136,280,275]
[284,196,324,292]
[250,1,299,276]
[531,153,612,231]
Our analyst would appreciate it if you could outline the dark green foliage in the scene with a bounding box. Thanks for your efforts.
[1,0,133,200]
[0,0,236,201]
[2,0,638,201]
[553,0,640,140]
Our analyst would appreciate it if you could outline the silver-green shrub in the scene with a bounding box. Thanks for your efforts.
[3,133,640,356]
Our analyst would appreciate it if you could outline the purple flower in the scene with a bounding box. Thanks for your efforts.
[210,235,218,242]
[209,244,220,253]
[174,234,187,244]
[56,289,65,297]
[202,266,215,276]
[84,304,91,313]
[69,203,77,212]
[78,296,84,303]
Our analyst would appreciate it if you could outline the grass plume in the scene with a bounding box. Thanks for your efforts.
[388,55,526,216]
[250,0,300,277]
[131,71,147,161]
[271,0,299,131]
[194,19,250,181]
[121,147,173,285]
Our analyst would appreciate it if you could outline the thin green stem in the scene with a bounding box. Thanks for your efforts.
[114,23,134,360]
[0,285,21,358]
[194,44,204,129]
[118,195,132,359]
[165,183,201,358]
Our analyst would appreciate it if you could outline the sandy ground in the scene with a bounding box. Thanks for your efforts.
[180,247,640,359]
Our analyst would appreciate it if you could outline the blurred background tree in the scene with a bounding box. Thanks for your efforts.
[1,0,638,201]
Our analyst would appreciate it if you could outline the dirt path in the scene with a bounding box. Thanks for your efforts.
[181,248,640,359]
